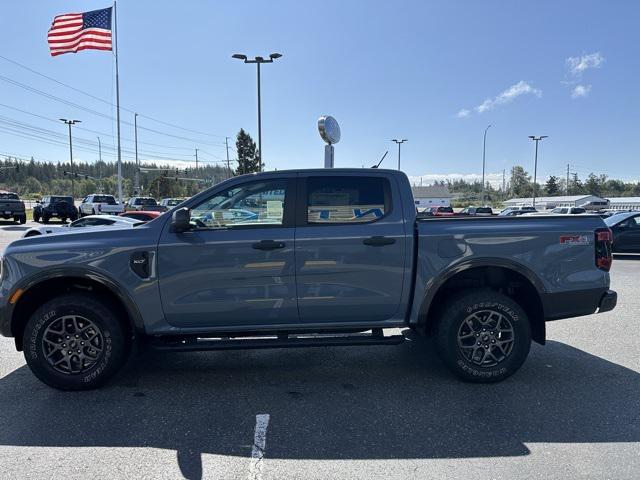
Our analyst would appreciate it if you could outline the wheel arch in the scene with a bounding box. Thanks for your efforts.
[417,259,546,344]
[10,269,144,351]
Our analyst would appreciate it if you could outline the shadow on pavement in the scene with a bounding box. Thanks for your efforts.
[0,339,638,479]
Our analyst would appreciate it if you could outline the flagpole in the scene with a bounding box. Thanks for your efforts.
[113,1,123,204]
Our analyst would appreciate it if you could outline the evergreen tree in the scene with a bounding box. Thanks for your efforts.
[544,175,561,196]
[235,129,262,175]
[510,166,532,197]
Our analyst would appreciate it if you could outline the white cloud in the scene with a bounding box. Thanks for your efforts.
[456,81,542,117]
[475,81,542,113]
[571,84,592,98]
[566,52,604,76]
[408,172,505,189]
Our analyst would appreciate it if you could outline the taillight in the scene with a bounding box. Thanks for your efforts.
[595,227,613,271]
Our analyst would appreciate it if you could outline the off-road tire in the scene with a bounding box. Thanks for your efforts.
[23,293,128,390]
[33,213,40,223]
[42,214,50,224]
[435,289,531,383]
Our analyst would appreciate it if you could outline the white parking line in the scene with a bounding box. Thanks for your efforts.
[248,413,270,480]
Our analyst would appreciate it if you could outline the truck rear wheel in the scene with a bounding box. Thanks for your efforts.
[435,290,531,383]
[23,293,128,390]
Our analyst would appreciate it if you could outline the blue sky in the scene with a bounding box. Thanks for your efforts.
[0,0,638,185]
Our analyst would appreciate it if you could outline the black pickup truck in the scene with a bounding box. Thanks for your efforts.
[33,196,78,223]
[0,191,26,224]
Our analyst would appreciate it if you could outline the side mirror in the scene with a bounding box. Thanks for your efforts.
[170,207,191,233]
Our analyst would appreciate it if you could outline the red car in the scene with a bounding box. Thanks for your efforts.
[119,211,162,222]
[425,206,455,217]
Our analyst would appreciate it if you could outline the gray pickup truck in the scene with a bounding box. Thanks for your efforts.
[0,191,27,224]
[0,169,616,390]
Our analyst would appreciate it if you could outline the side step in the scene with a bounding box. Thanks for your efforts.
[147,329,406,353]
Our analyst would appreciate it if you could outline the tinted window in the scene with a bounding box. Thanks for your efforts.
[438,206,454,213]
[476,207,492,214]
[50,196,73,203]
[191,179,287,229]
[0,193,19,200]
[135,198,157,206]
[93,195,116,204]
[307,177,386,224]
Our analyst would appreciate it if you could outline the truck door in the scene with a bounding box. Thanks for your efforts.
[157,177,298,329]
[615,215,640,251]
[294,173,407,324]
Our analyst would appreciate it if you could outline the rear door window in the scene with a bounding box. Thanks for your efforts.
[306,176,388,224]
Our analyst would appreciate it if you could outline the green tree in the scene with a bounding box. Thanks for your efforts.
[584,173,607,196]
[22,176,43,197]
[544,175,561,196]
[235,129,261,174]
[510,166,532,197]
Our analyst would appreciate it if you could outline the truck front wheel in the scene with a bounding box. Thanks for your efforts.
[23,293,128,390]
[435,290,531,383]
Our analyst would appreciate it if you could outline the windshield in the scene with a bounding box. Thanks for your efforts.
[50,196,73,203]
[135,198,157,206]
[93,195,117,204]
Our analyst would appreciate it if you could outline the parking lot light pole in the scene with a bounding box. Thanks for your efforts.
[232,52,283,171]
[482,125,491,205]
[134,113,140,195]
[528,135,548,208]
[391,139,407,171]
[60,119,81,199]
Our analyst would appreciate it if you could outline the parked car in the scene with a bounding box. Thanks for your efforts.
[125,196,167,212]
[423,205,455,216]
[33,195,78,223]
[0,191,26,224]
[119,211,163,222]
[159,198,184,208]
[22,215,142,237]
[79,194,124,216]
[499,206,537,216]
[459,206,494,216]
[0,169,616,390]
[605,211,640,252]
[524,207,588,216]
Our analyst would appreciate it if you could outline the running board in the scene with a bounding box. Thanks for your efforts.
[147,330,406,353]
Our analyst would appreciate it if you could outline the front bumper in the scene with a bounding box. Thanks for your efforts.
[598,289,617,313]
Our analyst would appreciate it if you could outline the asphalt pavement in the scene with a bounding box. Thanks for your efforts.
[0,220,638,480]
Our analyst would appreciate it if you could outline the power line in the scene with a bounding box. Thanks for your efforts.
[0,53,228,139]
[0,74,227,148]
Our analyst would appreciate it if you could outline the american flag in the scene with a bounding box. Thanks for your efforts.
[48,7,113,57]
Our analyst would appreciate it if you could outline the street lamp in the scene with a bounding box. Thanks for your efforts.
[482,124,492,205]
[391,139,408,170]
[528,135,548,208]
[232,52,283,171]
[60,118,81,199]
[134,113,139,194]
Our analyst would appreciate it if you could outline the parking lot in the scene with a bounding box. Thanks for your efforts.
[0,220,638,480]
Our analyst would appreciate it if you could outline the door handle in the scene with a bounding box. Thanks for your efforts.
[252,240,286,251]
[362,236,396,246]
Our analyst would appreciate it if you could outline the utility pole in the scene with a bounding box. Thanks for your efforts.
[391,139,407,170]
[502,169,506,198]
[194,148,199,176]
[232,53,283,171]
[528,135,548,208]
[134,113,140,195]
[482,124,492,205]
[566,163,570,195]
[97,136,103,192]
[225,137,231,177]
[60,119,81,199]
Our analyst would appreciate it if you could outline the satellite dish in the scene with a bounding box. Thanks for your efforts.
[318,116,341,145]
